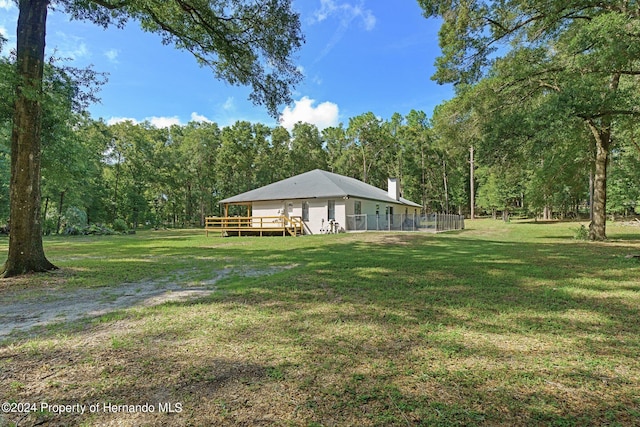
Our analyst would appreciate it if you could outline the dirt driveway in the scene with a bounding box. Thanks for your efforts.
[0,266,288,340]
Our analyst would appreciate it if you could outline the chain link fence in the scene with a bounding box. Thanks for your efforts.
[345,213,464,232]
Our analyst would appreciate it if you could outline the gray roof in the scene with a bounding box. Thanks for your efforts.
[219,169,421,208]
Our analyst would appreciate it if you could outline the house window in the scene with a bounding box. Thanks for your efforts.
[302,201,309,221]
[387,206,394,225]
[328,200,335,220]
[354,201,361,215]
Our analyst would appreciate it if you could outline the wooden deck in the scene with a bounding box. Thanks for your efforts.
[205,216,303,237]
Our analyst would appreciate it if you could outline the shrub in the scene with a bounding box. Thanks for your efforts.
[573,224,589,240]
[112,218,128,232]
[42,217,57,235]
[64,206,88,228]
[85,224,116,235]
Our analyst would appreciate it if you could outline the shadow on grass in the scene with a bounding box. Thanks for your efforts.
[1,231,639,426]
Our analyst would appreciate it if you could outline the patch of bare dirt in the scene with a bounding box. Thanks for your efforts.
[0,266,293,340]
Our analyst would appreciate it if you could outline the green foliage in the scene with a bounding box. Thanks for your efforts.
[42,216,57,236]
[64,206,88,229]
[112,218,128,233]
[0,137,9,223]
[13,105,638,227]
[1,0,305,277]
[607,128,640,216]
[61,0,303,116]
[573,224,589,241]
[84,224,116,235]
[420,0,640,236]
[475,165,525,215]
[290,122,328,175]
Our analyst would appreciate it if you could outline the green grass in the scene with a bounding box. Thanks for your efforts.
[0,220,639,426]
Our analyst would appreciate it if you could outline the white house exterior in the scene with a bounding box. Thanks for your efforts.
[218,170,422,235]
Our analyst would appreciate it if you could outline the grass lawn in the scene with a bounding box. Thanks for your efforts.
[0,220,639,426]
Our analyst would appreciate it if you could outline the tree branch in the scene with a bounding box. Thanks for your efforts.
[88,0,132,10]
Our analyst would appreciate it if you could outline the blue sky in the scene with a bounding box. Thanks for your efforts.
[0,0,453,130]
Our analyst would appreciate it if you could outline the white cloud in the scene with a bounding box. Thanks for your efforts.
[107,117,138,126]
[190,112,212,123]
[360,8,376,31]
[0,0,15,10]
[107,116,182,128]
[279,96,339,131]
[148,116,181,128]
[51,33,90,61]
[222,97,235,111]
[104,49,119,63]
[313,0,376,30]
[311,0,376,62]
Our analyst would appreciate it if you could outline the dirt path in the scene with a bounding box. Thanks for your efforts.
[0,266,286,339]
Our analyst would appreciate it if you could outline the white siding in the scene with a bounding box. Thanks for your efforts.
[251,201,285,228]
[250,198,418,234]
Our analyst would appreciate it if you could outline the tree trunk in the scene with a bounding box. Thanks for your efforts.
[587,119,610,241]
[56,190,65,234]
[589,170,594,222]
[421,143,426,213]
[469,145,475,219]
[442,158,449,214]
[42,195,49,233]
[361,148,367,183]
[1,0,56,278]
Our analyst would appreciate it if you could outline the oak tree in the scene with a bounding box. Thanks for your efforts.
[2,0,303,277]
[420,0,640,239]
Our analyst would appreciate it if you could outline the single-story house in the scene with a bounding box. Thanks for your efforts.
[216,169,422,235]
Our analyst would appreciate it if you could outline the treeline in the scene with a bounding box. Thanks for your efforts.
[1,103,638,233]
[420,1,640,240]
[1,62,639,233]
[0,105,640,233]
[1,111,465,230]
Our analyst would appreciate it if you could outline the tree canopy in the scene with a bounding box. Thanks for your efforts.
[1,0,304,277]
[61,0,304,116]
[419,0,640,239]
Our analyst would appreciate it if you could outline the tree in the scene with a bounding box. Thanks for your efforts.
[0,134,9,224]
[2,0,303,277]
[2,23,105,274]
[215,121,259,209]
[419,0,640,239]
[398,110,431,212]
[174,121,221,226]
[607,118,640,217]
[0,57,12,224]
[346,112,390,187]
[324,124,358,178]
[269,126,293,182]
[289,122,328,175]
[431,89,483,217]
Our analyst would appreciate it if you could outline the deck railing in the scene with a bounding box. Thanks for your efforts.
[205,216,303,236]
